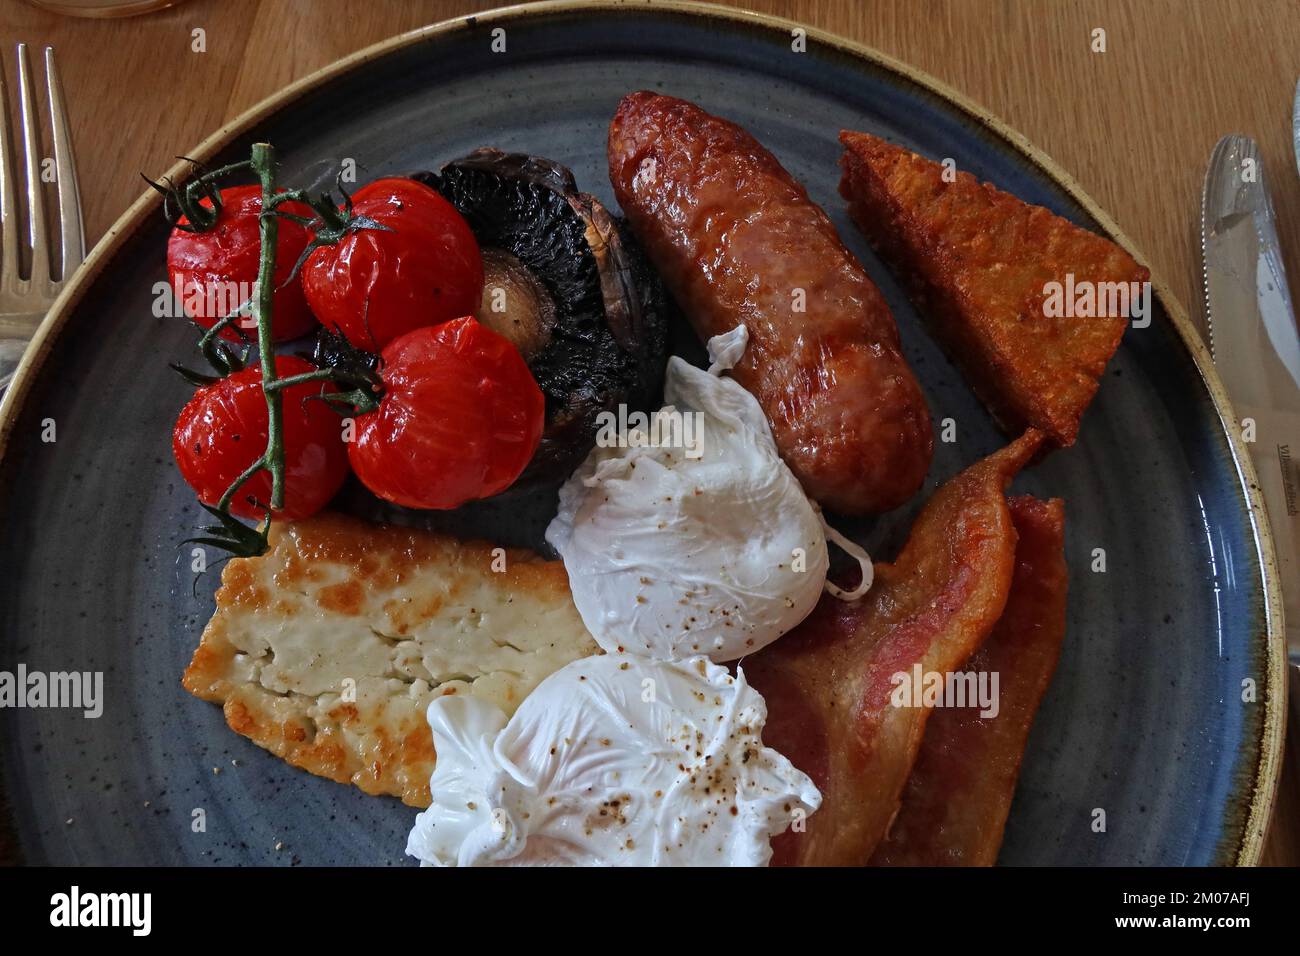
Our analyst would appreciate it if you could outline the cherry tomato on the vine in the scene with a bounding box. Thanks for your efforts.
[173,355,349,520]
[168,185,318,343]
[348,317,544,510]
[301,177,484,350]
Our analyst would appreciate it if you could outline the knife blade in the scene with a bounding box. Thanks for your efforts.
[1202,134,1300,683]
[1293,78,1300,176]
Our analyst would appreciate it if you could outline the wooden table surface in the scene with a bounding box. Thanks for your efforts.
[1,0,1296,866]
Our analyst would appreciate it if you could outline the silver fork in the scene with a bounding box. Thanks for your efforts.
[0,44,84,392]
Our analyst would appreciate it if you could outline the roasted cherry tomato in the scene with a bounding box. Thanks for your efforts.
[168,185,318,343]
[301,177,484,350]
[173,355,349,520]
[349,317,544,509]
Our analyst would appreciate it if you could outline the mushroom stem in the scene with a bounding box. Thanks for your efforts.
[476,247,558,361]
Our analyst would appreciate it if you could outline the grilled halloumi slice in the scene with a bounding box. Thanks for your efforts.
[183,512,598,807]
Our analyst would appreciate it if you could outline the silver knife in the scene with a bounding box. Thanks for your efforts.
[1293,78,1300,177]
[1202,132,1300,719]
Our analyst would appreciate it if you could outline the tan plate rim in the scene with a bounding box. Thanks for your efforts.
[0,0,1284,866]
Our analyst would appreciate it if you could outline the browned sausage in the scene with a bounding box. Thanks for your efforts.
[608,92,932,514]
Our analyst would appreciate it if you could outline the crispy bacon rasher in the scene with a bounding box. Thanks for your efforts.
[839,131,1148,448]
[869,495,1068,866]
[746,430,1043,866]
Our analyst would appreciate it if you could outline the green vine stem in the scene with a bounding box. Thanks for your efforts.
[191,143,287,551]
[248,142,286,514]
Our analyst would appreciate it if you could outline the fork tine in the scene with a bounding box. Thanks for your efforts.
[44,47,81,280]
[16,43,48,284]
[0,50,18,289]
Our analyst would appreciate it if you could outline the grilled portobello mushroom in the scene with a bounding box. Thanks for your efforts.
[413,149,669,487]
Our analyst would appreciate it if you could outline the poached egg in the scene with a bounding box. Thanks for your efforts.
[405,652,820,867]
[545,325,870,662]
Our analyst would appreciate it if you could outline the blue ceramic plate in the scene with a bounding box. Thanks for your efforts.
[0,1,1284,866]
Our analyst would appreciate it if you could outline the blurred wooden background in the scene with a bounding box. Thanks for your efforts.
[0,0,1296,865]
